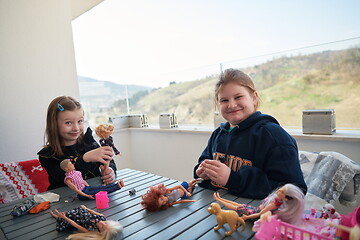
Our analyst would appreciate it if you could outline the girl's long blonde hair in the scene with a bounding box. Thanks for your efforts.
[66,220,123,240]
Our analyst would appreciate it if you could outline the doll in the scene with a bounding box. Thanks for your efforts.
[141,179,201,212]
[95,124,121,155]
[320,203,341,219]
[214,183,305,225]
[50,205,122,240]
[60,159,124,200]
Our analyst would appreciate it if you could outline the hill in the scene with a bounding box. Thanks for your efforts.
[130,47,360,128]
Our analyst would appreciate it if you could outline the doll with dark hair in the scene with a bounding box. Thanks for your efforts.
[141,179,201,212]
[95,124,121,156]
[214,183,305,225]
[50,205,122,240]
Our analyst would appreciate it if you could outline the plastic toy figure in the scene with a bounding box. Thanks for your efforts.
[214,183,305,225]
[320,203,341,219]
[95,124,121,155]
[50,205,122,240]
[141,179,201,212]
[207,202,246,236]
[60,159,124,200]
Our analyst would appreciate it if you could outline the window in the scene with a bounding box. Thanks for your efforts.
[72,1,360,129]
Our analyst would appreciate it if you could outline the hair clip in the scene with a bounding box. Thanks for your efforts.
[58,103,65,111]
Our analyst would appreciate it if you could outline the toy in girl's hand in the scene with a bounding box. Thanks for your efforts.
[141,179,201,212]
[207,202,246,236]
[50,205,122,239]
[214,184,305,225]
[60,159,124,200]
[95,124,121,155]
[320,203,341,219]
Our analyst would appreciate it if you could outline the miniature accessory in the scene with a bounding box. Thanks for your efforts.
[10,198,36,217]
[29,201,50,214]
[207,202,246,236]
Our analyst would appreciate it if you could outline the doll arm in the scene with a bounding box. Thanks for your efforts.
[81,205,104,216]
[83,180,89,187]
[54,210,89,233]
[65,179,94,199]
[213,192,243,210]
[242,202,275,220]
[169,199,198,206]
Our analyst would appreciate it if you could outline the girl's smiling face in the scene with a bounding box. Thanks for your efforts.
[217,82,258,127]
[57,108,84,146]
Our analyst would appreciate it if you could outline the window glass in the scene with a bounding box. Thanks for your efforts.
[73,1,360,129]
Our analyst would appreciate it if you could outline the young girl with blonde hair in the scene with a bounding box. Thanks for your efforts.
[194,69,307,199]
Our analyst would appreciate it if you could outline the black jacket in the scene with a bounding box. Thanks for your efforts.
[38,128,117,190]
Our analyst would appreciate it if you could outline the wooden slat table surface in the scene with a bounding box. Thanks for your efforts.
[0,168,257,240]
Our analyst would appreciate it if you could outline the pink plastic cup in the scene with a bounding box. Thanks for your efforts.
[95,191,109,209]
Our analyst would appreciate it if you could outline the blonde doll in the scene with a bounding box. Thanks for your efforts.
[214,183,305,225]
[50,205,122,240]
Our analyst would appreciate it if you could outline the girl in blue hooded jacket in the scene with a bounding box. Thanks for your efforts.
[194,68,307,199]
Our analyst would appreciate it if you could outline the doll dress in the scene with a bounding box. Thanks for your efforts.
[236,197,284,217]
[56,207,106,232]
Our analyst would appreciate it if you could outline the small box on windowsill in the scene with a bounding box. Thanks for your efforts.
[159,113,178,129]
[302,109,336,135]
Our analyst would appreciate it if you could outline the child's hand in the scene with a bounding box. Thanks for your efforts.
[196,162,210,180]
[201,160,231,186]
[100,165,115,185]
[83,147,113,165]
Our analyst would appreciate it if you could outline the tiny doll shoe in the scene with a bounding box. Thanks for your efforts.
[10,198,36,217]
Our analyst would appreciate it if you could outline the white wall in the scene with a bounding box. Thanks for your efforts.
[112,128,360,181]
[0,0,81,163]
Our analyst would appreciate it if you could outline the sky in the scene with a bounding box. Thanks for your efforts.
[72,0,360,88]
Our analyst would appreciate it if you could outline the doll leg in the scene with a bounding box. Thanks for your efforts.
[187,179,201,193]
[213,192,243,211]
[85,181,122,196]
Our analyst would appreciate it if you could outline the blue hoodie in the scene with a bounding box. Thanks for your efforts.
[194,111,307,199]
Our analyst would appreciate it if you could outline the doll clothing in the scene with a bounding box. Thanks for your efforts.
[166,181,190,203]
[236,204,260,216]
[56,207,106,232]
[10,198,36,217]
[65,170,85,190]
[77,183,121,200]
[236,197,284,217]
[99,136,120,155]
[38,128,117,190]
[194,111,307,199]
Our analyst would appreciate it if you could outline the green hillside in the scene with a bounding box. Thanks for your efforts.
[130,48,360,128]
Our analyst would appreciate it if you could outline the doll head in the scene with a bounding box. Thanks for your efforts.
[272,184,305,225]
[95,124,115,139]
[141,184,170,212]
[45,96,83,156]
[60,159,74,172]
[67,220,123,240]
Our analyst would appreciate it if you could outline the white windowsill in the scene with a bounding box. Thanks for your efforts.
[119,125,360,142]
